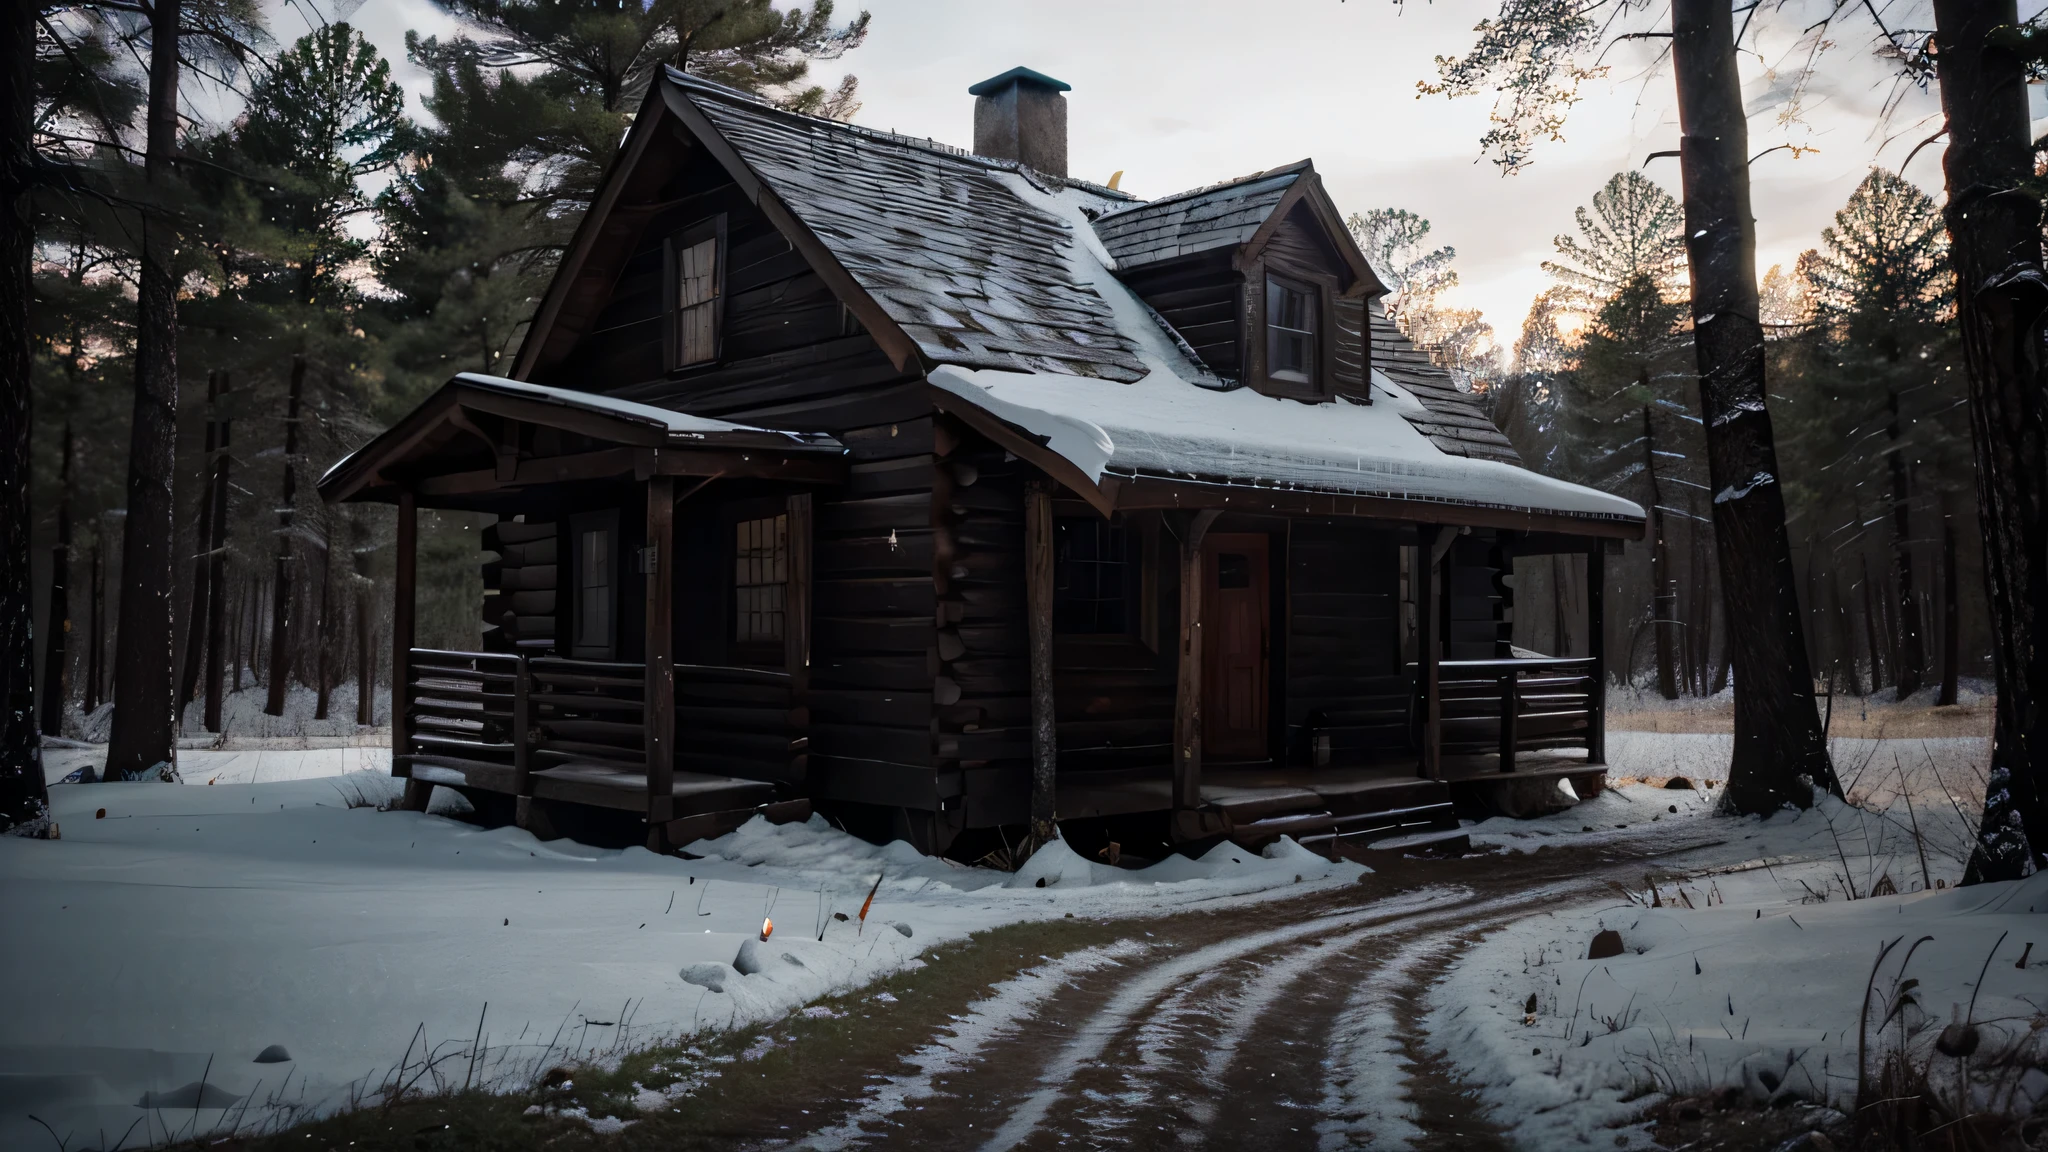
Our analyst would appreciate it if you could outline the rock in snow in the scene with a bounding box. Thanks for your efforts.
[679,964,727,994]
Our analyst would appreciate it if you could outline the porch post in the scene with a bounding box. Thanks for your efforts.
[1173,510,1221,811]
[1418,527,1445,781]
[1587,542,1607,765]
[645,476,676,843]
[785,492,812,787]
[393,490,426,810]
[1023,482,1058,853]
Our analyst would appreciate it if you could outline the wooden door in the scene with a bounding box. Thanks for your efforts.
[1202,533,1270,760]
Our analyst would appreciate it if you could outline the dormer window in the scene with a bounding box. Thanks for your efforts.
[1265,275,1317,385]
[666,214,726,369]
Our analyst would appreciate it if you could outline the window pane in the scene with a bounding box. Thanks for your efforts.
[675,234,721,366]
[577,527,610,652]
[678,237,719,307]
[1265,277,1316,383]
[1053,518,1129,635]
[733,514,788,645]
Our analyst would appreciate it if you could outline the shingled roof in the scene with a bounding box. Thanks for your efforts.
[1367,306,1523,465]
[680,75,1150,383]
[514,71,1636,529]
[1092,164,1306,269]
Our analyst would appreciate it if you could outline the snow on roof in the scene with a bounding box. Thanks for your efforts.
[932,364,1640,520]
[667,74,1641,525]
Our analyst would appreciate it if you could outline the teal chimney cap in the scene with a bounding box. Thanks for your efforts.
[968,67,1072,96]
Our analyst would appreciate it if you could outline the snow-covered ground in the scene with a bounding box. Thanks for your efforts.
[1437,730,2045,1147]
[0,771,1359,1149]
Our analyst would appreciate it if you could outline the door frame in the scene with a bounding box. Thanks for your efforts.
[1200,531,1271,761]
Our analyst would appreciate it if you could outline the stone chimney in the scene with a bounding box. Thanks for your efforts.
[970,67,1070,178]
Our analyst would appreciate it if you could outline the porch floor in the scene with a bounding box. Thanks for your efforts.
[1057,751,1606,827]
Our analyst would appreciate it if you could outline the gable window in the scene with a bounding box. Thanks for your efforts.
[1265,274,1317,387]
[570,510,619,660]
[667,215,726,369]
[734,514,788,646]
[1053,518,1132,635]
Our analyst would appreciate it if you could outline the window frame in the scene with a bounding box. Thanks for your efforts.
[568,509,621,661]
[1263,273,1318,387]
[1247,261,1339,401]
[663,213,728,372]
[723,498,790,666]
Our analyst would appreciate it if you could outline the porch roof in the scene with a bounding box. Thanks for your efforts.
[317,373,846,506]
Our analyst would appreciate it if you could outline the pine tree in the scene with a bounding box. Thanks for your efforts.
[1797,169,1958,701]
[1542,170,1687,315]
[1346,207,1496,386]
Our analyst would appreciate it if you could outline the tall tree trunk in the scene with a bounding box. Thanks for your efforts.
[176,373,218,715]
[83,535,102,713]
[1932,0,2048,880]
[1862,554,1886,693]
[1832,567,1865,697]
[1670,0,1837,810]
[231,577,244,694]
[0,0,49,826]
[202,374,231,732]
[263,356,304,716]
[1940,512,1960,707]
[40,425,73,736]
[1644,406,1679,700]
[1887,389,1926,699]
[105,0,183,781]
[313,521,332,721]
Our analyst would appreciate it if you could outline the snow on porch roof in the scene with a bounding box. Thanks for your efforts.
[316,373,843,504]
[440,374,843,447]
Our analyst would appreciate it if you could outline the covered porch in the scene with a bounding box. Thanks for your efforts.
[1012,473,1630,853]
[317,373,846,849]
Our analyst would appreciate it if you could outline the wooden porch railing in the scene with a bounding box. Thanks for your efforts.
[400,649,523,793]
[1436,656,1598,770]
[400,650,804,808]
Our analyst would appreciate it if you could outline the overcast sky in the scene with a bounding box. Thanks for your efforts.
[342,0,1973,352]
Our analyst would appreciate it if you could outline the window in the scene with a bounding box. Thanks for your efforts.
[1265,275,1317,386]
[734,514,788,645]
[1053,518,1131,635]
[570,511,618,659]
[668,215,725,369]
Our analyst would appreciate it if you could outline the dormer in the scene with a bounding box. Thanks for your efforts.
[1093,162,1385,401]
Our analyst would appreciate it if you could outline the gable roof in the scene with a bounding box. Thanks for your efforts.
[1090,160,1385,297]
[676,76,1151,382]
[317,374,843,506]
[1092,164,1305,267]
[507,70,1638,534]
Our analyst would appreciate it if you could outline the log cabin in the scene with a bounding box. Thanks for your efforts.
[317,66,1646,857]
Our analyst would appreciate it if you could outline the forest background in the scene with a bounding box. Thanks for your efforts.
[19,0,1983,756]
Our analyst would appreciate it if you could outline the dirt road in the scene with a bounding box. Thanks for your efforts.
[771,830,1728,1152]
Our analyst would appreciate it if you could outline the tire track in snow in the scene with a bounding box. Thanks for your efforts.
[789,940,1148,1150]
[1182,905,1503,1137]
[971,885,1472,1152]
[1313,923,1495,1151]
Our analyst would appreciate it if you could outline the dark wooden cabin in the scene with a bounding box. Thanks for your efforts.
[319,66,1645,856]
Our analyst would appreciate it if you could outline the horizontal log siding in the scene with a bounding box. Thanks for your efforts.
[808,411,941,807]
[535,162,927,436]
[1119,253,1242,383]
[1286,520,1406,765]
[1447,534,1505,661]
[936,419,1031,828]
